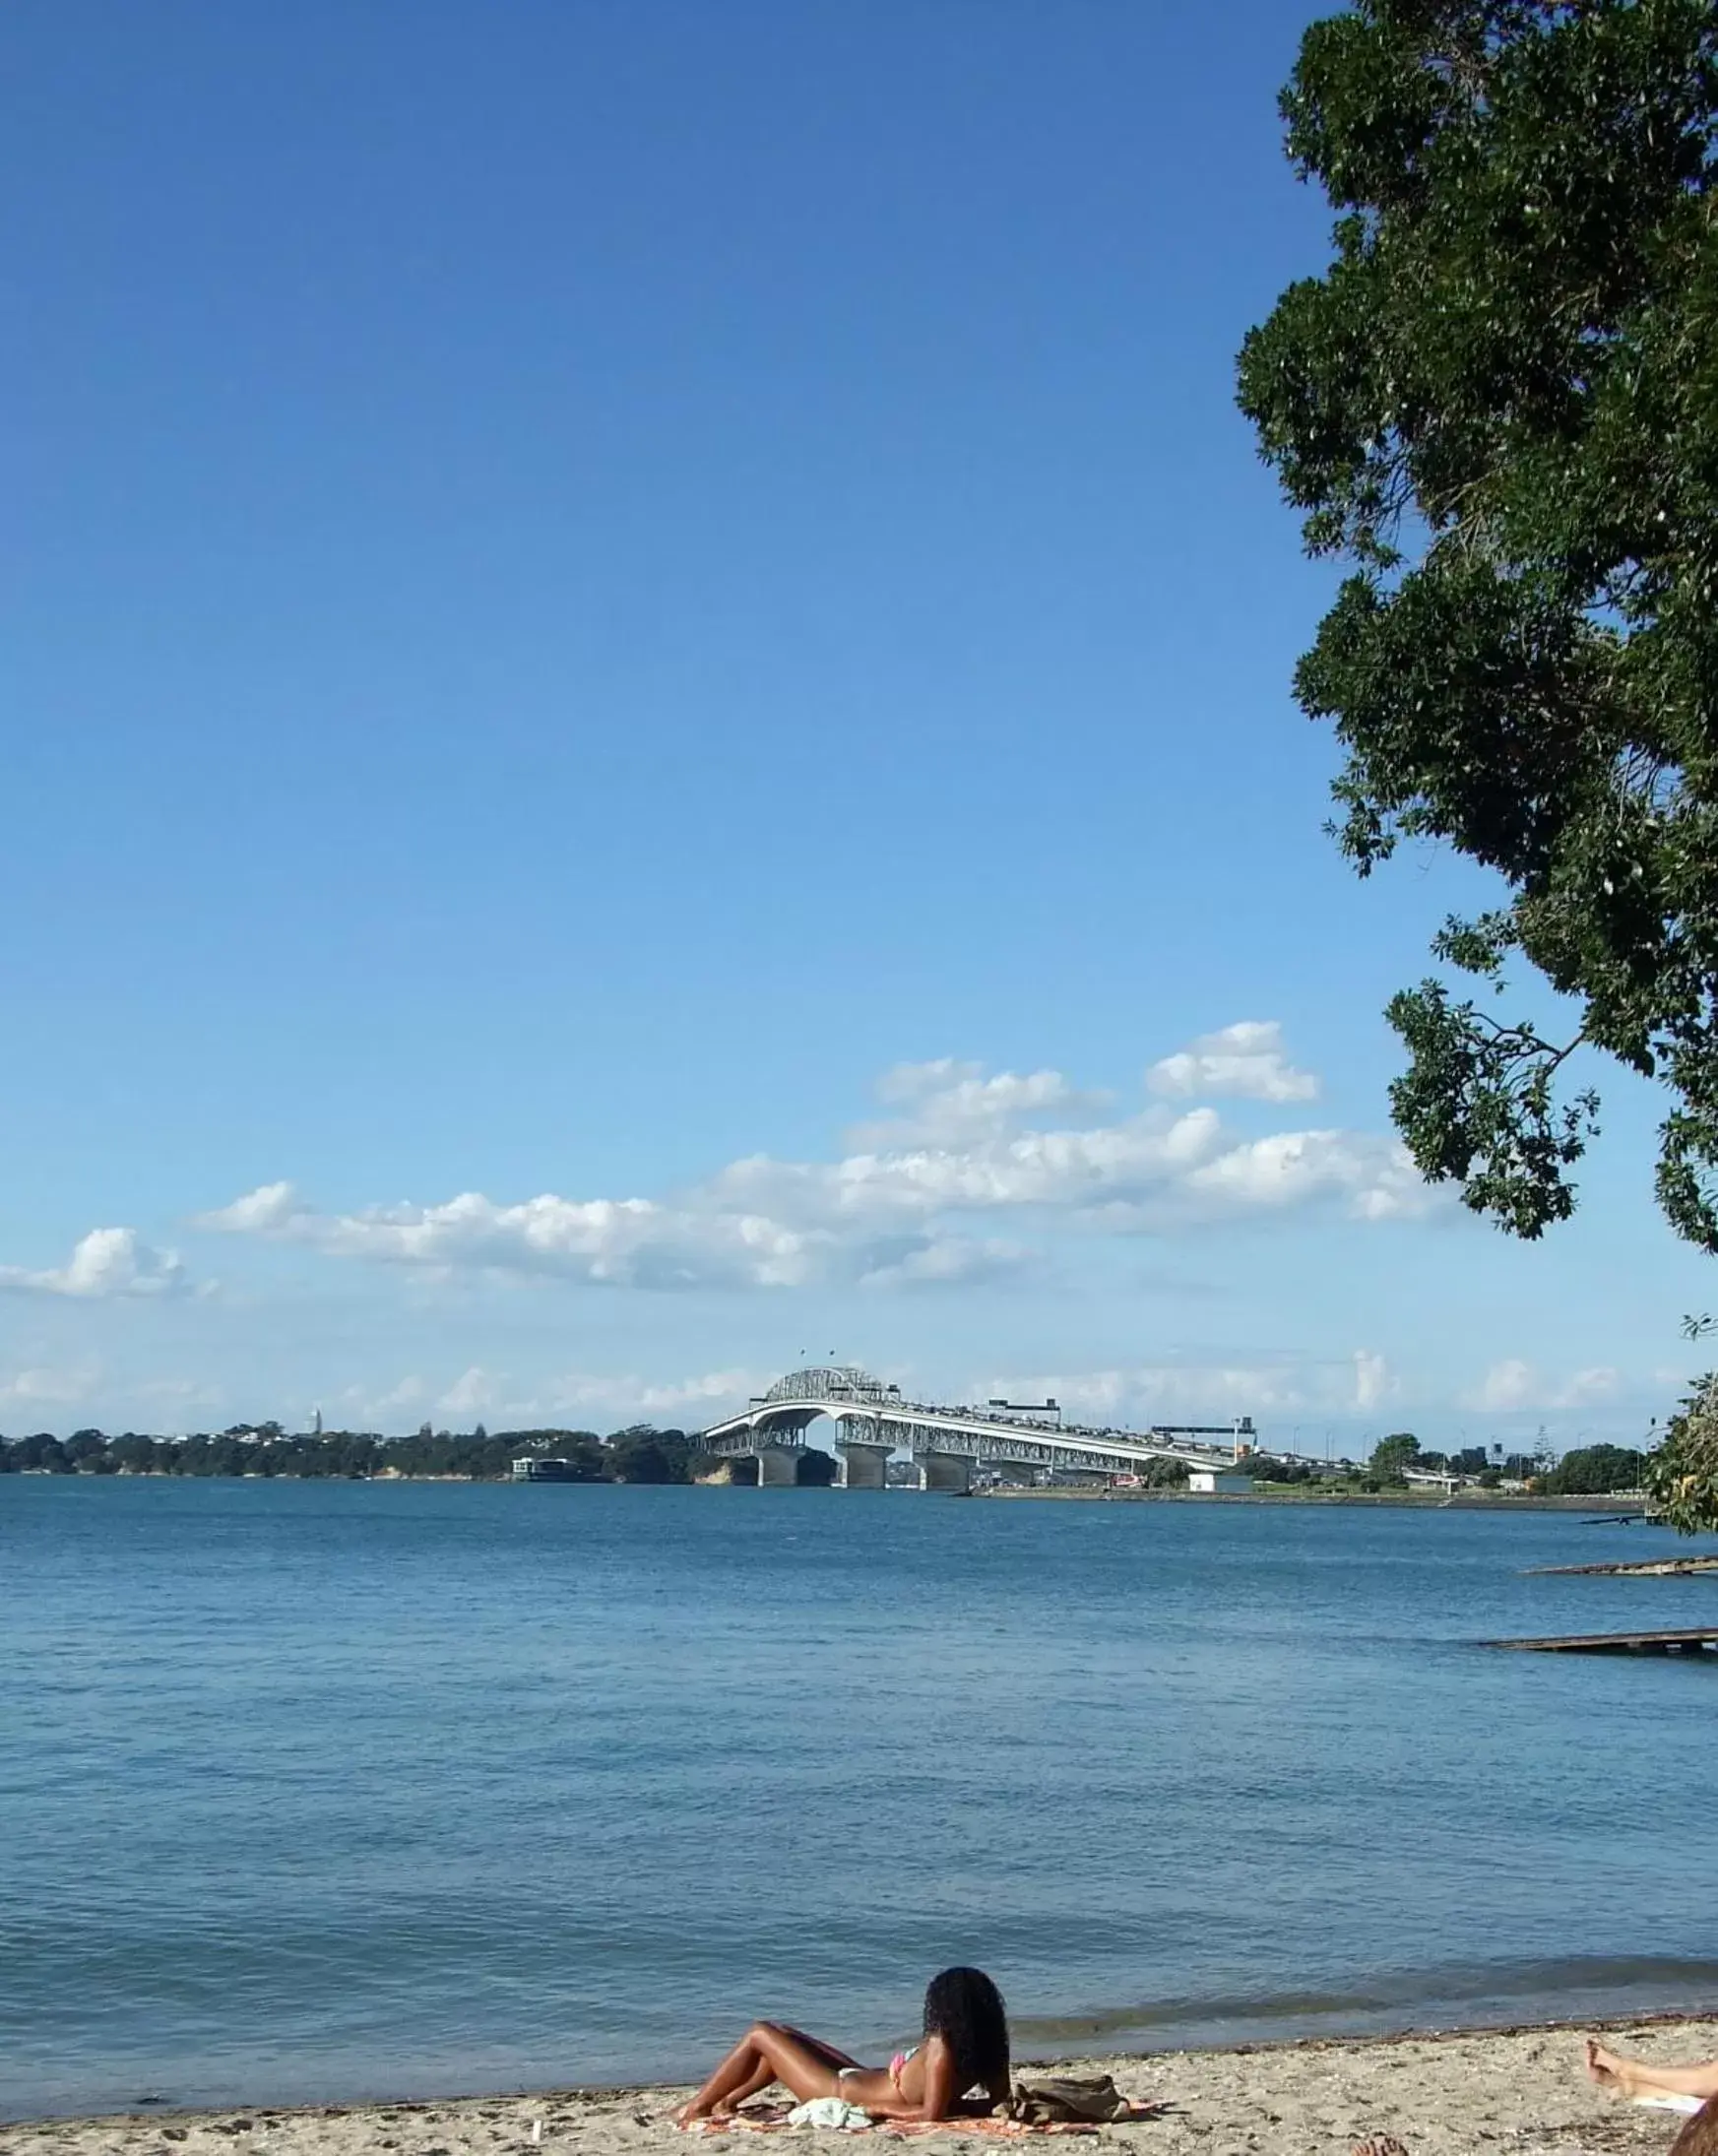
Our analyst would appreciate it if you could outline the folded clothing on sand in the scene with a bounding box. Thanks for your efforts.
[785,2101,875,2130]
[1010,2076,1137,2125]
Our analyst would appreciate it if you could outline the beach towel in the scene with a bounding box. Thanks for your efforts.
[678,2097,1167,2137]
[786,2100,877,2130]
[1633,2094,1706,2116]
[681,2118,1107,2138]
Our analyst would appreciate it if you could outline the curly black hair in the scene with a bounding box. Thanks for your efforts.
[922,1967,1010,2099]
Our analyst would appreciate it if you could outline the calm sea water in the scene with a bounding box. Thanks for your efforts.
[5,1478,1718,2120]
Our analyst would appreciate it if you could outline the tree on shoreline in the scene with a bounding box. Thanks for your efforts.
[1644,1376,1718,1526]
[1542,1441,1646,1494]
[1369,1431,1421,1487]
[1239,0,1718,1526]
[0,1422,720,1484]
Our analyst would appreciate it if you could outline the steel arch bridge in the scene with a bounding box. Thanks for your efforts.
[699,1365,1261,1490]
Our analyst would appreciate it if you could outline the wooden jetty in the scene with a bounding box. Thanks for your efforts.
[1524,1554,1718,1577]
[1484,1626,1718,1655]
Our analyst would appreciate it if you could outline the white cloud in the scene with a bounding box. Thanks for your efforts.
[202,1182,831,1290]
[200,1181,302,1234]
[368,1376,428,1416]
[1559,1366,1623,1407]
[1182,1129,1423,1219]
[1352,1349,1391,1412]
[338,1365,764,1431]
[1463,1359,1623,1414]
[438,1366,497,1418]
[0,1364,97,1406]
[979,1356,1376,1426]
[199,1035,1431,1294]
[856,1236,1034,1289]
[1468,1358,1537,1413]
[434,1361,757,1425]
[852,1060,1111,1145]
[542,1367,762,1422]
[1148,1021,1320,1104]
[134,1375,224,1409]
[715,1110,1425,1237]
[0,1228,186,1300]
[998,1352,1650,1444]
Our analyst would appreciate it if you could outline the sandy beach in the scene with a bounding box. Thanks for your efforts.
[7,2017,1715,2156]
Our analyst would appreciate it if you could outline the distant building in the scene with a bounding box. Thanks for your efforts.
[1188,1469,1253,1494]
[512,1455,574,1482]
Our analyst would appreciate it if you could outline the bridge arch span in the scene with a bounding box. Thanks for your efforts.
[760,1365,901,1407]
[700,1366,1267,1491]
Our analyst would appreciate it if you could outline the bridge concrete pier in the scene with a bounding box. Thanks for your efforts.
[914,1450,973,1494]
[836,1441,891,1490]
[755,1445,803,1488]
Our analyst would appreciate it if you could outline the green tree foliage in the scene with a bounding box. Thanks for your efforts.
[16,1432,75,1472]
[1238,1,1718,1250]
[603,1425,723,1483]
[1369,1430,1422,1484]
[0,1421,723,1484]
[417,1427,600,1480]
[1643,1371,1718,1527]
[601,1424,675,1484]
[1542,1440,1647,1491]
[1648,1309,1718,1523]
[107,1434,162,1474]
[1234,1452,1321,1484]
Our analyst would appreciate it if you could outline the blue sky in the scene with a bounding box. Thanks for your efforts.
[6,0,1709,1449]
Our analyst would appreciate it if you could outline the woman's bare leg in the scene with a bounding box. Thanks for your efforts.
[676,2023,857,2124]
[708,2057,777,2114]
[716,2028,858,2115]
[1588,2041,1718,2103]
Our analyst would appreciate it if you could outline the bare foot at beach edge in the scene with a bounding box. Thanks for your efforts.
[674,2099,742,2129]
[1587,2038,1639,2100]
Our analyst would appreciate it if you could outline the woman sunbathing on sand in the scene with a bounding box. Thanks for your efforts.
[1587,2038,1718,2108]
[674,1967,1011,2127]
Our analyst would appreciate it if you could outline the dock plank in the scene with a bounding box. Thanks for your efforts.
[1522,1555,1718,1576]
[1483,1626,1718,1653]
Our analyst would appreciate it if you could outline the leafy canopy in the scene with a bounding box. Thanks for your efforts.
[1369,1429,1423,1483]
[1642,1369,1718,1524]
[1238,0,1718,1250]
[1541,1438,1647,1490]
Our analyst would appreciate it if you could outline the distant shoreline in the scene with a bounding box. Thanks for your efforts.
[977,1485,1654,1512]
[8,1470,1655,1513]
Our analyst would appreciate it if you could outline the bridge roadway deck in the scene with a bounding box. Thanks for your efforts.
[701,1395,1253,1477]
